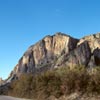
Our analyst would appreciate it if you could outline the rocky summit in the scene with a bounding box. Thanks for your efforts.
[4,32,100,83]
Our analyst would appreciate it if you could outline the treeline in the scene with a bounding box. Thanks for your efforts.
[6,66,100,100]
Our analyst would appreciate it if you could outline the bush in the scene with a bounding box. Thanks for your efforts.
[8,66,100,99]
[87,67,100,94]
[57,66,89,94]
[8,74,34,98]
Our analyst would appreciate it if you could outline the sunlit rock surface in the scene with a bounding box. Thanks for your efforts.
[4,32,100,82]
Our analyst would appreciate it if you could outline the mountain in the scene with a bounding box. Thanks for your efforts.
[1,32,100,99]
[5,32,100,83]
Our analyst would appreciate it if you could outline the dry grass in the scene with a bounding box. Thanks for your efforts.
[8,66,100,100]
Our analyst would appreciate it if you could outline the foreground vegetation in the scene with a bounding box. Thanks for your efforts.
[6,66,100,99]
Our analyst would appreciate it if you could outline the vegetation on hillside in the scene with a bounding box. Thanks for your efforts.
[6,66,100,100]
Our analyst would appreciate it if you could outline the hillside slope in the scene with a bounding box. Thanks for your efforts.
[6,32,100,82]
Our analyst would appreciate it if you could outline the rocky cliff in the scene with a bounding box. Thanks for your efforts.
[6,32,100,82]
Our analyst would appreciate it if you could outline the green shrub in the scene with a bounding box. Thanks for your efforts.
[8,74,34,98]
[87,67,100,94]
[34,70,62,99]
[8,66,100,99]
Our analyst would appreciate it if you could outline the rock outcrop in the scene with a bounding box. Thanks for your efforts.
[4,32,100,82]
[55,41,91,68]
[8,32,79,80]
[78,33,100,52]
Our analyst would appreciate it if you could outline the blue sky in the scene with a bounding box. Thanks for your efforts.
[0,0,100,79]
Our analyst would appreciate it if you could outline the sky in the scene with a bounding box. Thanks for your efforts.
[0,0,100,79]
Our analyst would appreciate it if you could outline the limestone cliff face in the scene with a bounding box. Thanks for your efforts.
[55,41,91,68]
[10,33,79,79]
[78,33,100,52]
[6,32,100,82]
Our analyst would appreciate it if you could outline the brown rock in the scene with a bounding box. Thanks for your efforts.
[6,32,100,82]
[55,41,91,68]
[11,32,79,78]
[78,33,100,53]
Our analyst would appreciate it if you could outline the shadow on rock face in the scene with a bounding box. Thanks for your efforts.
[93,48,100,66]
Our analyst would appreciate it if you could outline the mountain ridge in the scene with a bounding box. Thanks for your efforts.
[2,32,100,84]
